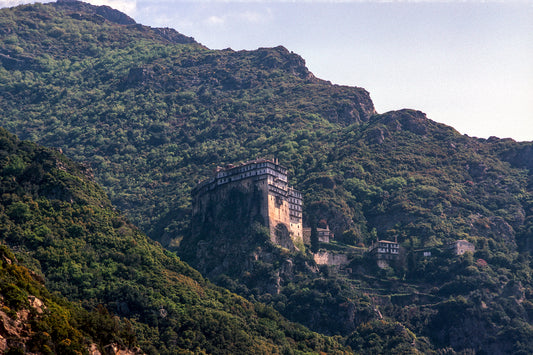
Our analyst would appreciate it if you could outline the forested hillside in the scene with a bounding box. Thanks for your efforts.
[1,1,532,353]
[0,1,530,250]
[0,0,376,245]
[0,242,140,353]
[0,127,354,353]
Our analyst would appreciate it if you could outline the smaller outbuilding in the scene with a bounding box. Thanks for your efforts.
[303,225,335,244]
[447,239,475,255]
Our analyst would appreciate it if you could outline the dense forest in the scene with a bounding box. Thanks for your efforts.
[0,241,139,353]
[0,127,355,353]
[0,1,532,353]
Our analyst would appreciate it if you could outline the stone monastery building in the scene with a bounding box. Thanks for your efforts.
[368,237,400,268]
[192,159,303,248]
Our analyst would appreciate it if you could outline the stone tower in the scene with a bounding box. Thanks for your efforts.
[192,159,303,249]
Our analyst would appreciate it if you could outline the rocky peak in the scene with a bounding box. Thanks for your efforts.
[380,109,430,135]
[253,45,314,80]
[151,27,197,45]
[54,1,197,45]
[54,0,136,25]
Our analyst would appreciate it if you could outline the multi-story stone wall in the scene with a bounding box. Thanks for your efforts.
[192,159,303,249]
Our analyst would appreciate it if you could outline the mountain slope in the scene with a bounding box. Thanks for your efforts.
[0,0,374,245]
[0,1,532,353]
[0,127,352,354]
[0,1,529,251]
[0,243,140,354]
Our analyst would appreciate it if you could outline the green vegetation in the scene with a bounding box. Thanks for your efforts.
[0,0,373,247]
[0,127,350,353]
[0,243,137,353]
[0,1,532,353]
[0,2,529,255]
[346,320,431,354]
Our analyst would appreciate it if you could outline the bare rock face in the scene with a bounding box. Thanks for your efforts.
[367,126,389,144]
[499,143,533,171]
[0,310,20,341]
[151,27,197,45]
[380,109,430,135]
[321,96,375,125]
[184,182,321,297]
[28,295,45,314]
[55,0,136,25]
[254,46,314,80]
[0,304,30,352]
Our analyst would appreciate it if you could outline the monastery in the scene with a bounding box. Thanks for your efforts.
[192,159,303,249]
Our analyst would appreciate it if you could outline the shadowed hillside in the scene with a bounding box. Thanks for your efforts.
[0,1,532,353]
[0,127,354,353]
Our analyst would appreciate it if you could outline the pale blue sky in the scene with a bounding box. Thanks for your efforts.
[2,0,532,141]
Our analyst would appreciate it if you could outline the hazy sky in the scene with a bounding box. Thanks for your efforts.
[2,0,532,141]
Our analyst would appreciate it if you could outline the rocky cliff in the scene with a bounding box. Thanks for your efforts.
[0,1,532,353]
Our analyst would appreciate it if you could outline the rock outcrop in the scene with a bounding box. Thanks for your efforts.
[56,0,136,25]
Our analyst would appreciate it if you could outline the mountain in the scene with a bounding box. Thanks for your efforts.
[0,0,375,245]
[0,1,532,353]
[0,127,354,353]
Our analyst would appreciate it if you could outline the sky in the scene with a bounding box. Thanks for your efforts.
[1,0,532,141]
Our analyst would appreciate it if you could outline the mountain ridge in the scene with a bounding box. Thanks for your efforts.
[0,1,532,353]
[56,0,137,25]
